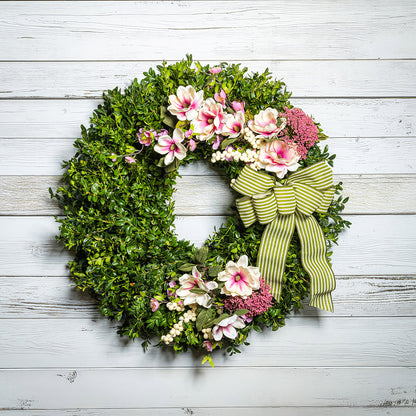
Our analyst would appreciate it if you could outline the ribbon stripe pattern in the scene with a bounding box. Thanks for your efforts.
[232,161,336,312]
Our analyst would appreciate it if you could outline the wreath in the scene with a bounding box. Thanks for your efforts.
[52,56,350,364]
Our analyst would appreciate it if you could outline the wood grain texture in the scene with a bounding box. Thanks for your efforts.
[0,368,415,409]
[2,137,415,176]
[2,276,416,319]
[1,317,415,368]
[1,60,415,98]
[0,215,415,277]
[0,99,414,138]
[1,1,415,60]
[0,174,414,215]
[1,409,415,416]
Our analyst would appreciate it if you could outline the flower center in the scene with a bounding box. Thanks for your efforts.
[234,125,241,133]
[207,118,214,125]
[235,273,242,282]
[170,143,177,151]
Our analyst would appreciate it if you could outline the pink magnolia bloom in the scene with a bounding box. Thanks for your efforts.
[212,315,245,341]
[248,108,286,139]
[189,138,196,151]
[193,98,226,141]
[176,266,218,308]
[203,340,213,352]
[154,128,187,165]
[209,66,222,74]
[168,85,204,121]
[258,139,300,178]
[214,89,226,107]
[223,111,245,138]
[150,298,160,312]
[125,156,136,164]
[218,255,261,298]
[232,101,245,113]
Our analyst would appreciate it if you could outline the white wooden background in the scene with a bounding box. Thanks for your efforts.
[0,1,416,414]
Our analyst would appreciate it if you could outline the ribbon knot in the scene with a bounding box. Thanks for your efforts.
[232,161,336,312]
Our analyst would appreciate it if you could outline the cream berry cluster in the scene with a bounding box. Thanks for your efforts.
[161,306,197,345]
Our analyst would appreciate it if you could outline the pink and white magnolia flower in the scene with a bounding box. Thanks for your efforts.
[154,128,187,165]
[248,108,286,139]
[258,139,300,178]
[223,111,245,138]
[192,98,226,141]
[168,85,204,121]
[214,89,226,107]
[176,266,218,308]
[212,315,245,341]
[138,128,154,146]
[218,255,261,298]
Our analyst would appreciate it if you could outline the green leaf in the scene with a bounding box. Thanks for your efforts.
[156,157,165,167]
[164,157,181,173]
[220,137,238,150]
[234,309,249,316]
[204,313,229,328]
[160,106,176,128]
[193,246,209,264]
[178,263,195,272]
[208,265,223,277]
[196,308,214,331]
[190,288,207,295]
[201,355,215,367]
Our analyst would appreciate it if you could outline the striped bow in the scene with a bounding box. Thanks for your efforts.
[232,161,336,312]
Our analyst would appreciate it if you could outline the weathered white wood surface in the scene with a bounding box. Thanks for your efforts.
[0,0,415,414]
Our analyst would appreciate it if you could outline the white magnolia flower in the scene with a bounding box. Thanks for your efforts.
[248,107,286,139]
[212,315,246,341]
[168,85,204,121]
[154,128,187,165]
[176,266,218,308]
[217,255,261,298]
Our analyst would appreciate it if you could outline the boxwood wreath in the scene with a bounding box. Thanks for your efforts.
[51,56,350,364]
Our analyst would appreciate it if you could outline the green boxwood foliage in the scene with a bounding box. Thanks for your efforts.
[51,56,350,357]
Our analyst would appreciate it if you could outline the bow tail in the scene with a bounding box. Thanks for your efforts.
[295,213,336,312]
[257,214,296,301]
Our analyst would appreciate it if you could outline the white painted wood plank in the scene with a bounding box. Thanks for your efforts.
[1,1,415,60]
[0,99,414,139]
[0,215,414,277]
[0,317,415,368]
[0,368,414,408]
[1,408,415,416]
[1,60,416,99]
[2,276,415,318]
[1,137,415,176]
[0,174,413,215]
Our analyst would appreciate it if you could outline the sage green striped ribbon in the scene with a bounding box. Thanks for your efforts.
[232,161,336,312]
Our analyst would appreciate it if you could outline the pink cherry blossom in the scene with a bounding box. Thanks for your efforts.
[138,128,154,146]
[214,89,226,107]
[168,85,204,121]
[258,139,300,178]
[154,128,187,165]
[209,66,222,74]
[168,281,176,288]
[223,111,245,138]
[203,340,213,352]
[189,138,196,151]
[248,107,286,139]
[212,135,221,150]
[193,98,226,141]
[212,315,245,341]
[218,255,261,298]
[150,298,160,312]
[125,156,136,164]
[185,129,193,138]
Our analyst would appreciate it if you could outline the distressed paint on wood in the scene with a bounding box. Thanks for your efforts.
[1,1,415,60]
[0,99,414,138]
[0,367,415,409]
[1,60,416,99]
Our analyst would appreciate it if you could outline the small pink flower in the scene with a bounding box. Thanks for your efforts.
[203,340,213,352]
[258,139,300,178]
[110,153,117,162]
[214,89,226,107]
[125,156,136,164]
[168,281,176,288]
[212,135,221,150]
[150,298,160,312]
[232,101,245,113]
[138,128,154,146]
[168,85,204,121]
[189,138,196,151]
[241,314,253,323]
[185,129,193,138]
[157,129,169,138]
[209,66,222,74]
[154,128,187,165]
[212,315,245,341]
[193,98,226,141]
[167,288,175,297]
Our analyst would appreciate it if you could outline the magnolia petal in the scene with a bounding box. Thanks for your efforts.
[222,325,237,340]
[212,325,223,341]
[237,255,249,268]
[164,151,175,165]
[232,316,246,329]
